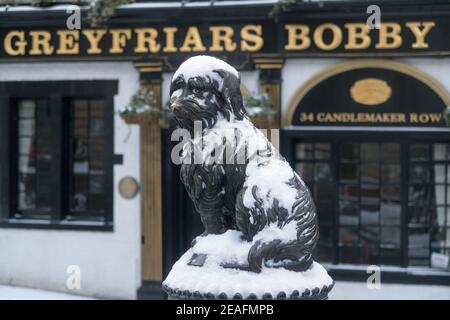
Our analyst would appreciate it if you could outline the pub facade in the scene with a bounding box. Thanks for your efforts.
[0,0,449,299]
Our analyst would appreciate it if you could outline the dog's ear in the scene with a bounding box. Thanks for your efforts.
[213,69,246,121]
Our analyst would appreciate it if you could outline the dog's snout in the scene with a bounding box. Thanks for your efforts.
[170,100,183,111]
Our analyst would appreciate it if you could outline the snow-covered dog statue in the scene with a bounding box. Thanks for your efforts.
[163,55,333,300]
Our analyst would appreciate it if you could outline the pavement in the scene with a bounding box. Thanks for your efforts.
[0,285,93,300]
[1,281,450,300]
[329,281,450,300]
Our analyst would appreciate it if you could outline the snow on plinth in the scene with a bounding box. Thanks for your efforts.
[162,230,334,299]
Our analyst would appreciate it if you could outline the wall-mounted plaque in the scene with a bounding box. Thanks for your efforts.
[118,177,139,199]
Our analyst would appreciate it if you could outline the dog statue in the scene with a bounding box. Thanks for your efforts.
[169,55,319,274]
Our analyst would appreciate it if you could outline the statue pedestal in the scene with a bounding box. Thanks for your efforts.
[162,231,334,300]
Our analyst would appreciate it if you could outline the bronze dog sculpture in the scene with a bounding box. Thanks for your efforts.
[168,55,319,274]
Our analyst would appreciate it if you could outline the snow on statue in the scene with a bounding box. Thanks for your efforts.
[163,55,333,300]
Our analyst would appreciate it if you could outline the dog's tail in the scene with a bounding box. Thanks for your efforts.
[246,182,319,273]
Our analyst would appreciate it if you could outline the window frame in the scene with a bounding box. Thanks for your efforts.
[0,80,118,231]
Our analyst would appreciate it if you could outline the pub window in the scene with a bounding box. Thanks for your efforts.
[0,81,117,230]
[294,139,450,269]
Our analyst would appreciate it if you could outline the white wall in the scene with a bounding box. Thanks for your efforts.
[281,57,450,116]
[0,62,142,299]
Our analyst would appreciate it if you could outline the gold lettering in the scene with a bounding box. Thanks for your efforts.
[209,26,237,52]
[82,29,107,54]
[405,22,435,49]
[241,24,263,52]
[56,30,79,55]
[345,23,371,49]
[180,27,206,52]
[429,113,442,122]
[376,23,402,49]
[163,27,178,53]
[4,31,26,56]
[284,24,310,50]
[29,30,54,55]
[109,29,132,54]
[135,28,160,53]
[314,23,342,51]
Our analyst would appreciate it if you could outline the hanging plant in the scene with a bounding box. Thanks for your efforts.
[119,86,167,126]
[243,92,277,129]
[3,0,135,27]
[270,0,304,17]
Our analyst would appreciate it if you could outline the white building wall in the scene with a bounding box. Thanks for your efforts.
[0,62,141,299]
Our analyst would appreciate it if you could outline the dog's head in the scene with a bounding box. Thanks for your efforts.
[169,55,246,132]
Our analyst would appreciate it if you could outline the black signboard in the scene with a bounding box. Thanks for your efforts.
[291,67,449,127]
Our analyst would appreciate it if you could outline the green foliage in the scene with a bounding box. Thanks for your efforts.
[119,86,162,116]
[2,0,136,27]
[87,0,135,27]
[270,0,304,16]
[243,93,276,118]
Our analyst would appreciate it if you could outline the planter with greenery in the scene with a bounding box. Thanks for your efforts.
[119,87,167,126]
[243,93,277,129]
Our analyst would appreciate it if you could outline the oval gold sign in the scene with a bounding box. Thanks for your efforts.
[350,78,392,106]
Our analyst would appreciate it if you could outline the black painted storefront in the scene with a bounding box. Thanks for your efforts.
[2,1,450,294]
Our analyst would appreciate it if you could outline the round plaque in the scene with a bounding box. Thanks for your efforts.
[118,177,139,199]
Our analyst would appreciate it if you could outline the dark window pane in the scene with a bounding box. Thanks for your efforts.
[16,99,52,215]
[339,184,359,201]
[408,205,430,226]
[295,162,313,183]
[434,164,446,183]
[295,143,313,159]
[361,163,379,185]
[381,185,400,202]
[380,201,401,225]
[381,227,401,247]
[314,163,332,182]
[360,143,379,162]
[381,164,400,184]
[361,203,379,225]
[409,164,431,183]
[69,99,107,217]
[410,144,430,161]
[90,118,105,137]
[341,143,358,161]
[433,143,446,161]
[360,227,379,246]
[314,143,330,160]
[315,244,333,263]
[340,247,360,264]
[90,100,105,117]
[340,163,359,183]
[340,227,359,245]
[73,100,88,117]
[316,201,334,224]
[339,201,359,226]
[360,185,379,204]
[408,184,434,206]
[381,143,400,162]
[380,248,401,265]
[409,228,430,251]
[18,100,35,118]
[361,245,379,265]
